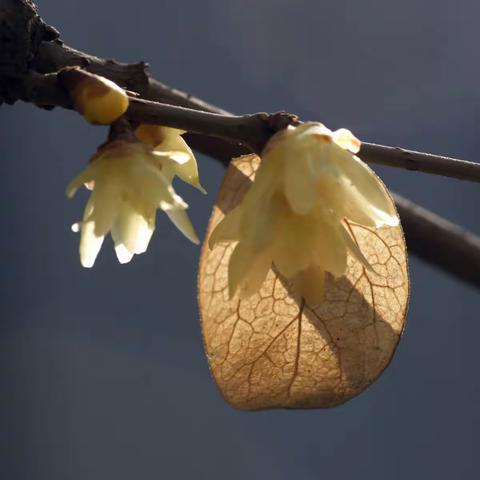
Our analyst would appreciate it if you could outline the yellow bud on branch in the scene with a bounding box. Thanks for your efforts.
[58,67,129,124]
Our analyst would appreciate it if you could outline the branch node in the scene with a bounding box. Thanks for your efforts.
[266,111,301,132]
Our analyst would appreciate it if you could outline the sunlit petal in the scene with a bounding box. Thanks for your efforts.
[209,206,243,248]
[335,151,398,226]
[79,221,104,268]
[165,208,199,244]
[292,266,325,306]
[228,242,272,299]
[114,243,134,264]
[331,128,361,153]
[339,223,373,271]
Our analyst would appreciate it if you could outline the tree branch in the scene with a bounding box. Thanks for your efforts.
[128,98,480,183]
[1,0,479,288]
[7,50,480,183]
[393,195,480,287]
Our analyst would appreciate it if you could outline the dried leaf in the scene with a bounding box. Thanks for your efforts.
[198,155,409,410]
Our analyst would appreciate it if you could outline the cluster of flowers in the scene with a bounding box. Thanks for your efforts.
[65,69,398,303]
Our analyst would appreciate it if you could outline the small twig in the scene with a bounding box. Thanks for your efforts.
[129,98,480,182]
[361,143,480,182]
[127,98,275,153]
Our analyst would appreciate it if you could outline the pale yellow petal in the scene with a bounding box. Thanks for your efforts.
[331,128,361,153]
[81,195,95,221]
[339,223,373,271]
[110,222,136,264]
[209,206,243,248]
[239,251,272,298]
[79,221,104,268]
[342,191,377,227]
[273,249,306,278]
[89,182,121,237]
[272,241,312,278]
[160,129,192,154]
[240,194,280,250]
[315,175,346,224]
[228,242,271,299]
[165,208,199,244]
[151,150,190,165]
[228,243,250,298]
[284,156,317,215]
[135,124,165,147]
[156,133,206,193]
[135,124,189,147]
[65,167,96,198]
[132,221,155,254]
[335,151,398,227]
[310,218,348,276]
[113,203,154,254]
[342,180,399,228]
[158,190,189,212]
[125,158,187,213]
[292,266,325,305]
[240,157,281,210]
[113,242,134,264]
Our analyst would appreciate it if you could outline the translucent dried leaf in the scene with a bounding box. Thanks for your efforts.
[198,155,409,410]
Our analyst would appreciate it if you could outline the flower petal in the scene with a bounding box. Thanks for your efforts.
[155,132,206,193]
[209,206,243,248]
[335,151,399,227]
[228,242,271,299]
[342,177,399,228]
[89,181,122,237]
[79,221,104,268]
[339,223,373,271]
[165,208,199,244]
[113,203,154,254]
[239,251,272,298]
[284,155,317,215]
[135,124,166,146]
[331,128,361,154]
[113,243,134,264]
[65,167,96,198]
[292,266,326,306]
[310,218,348,276]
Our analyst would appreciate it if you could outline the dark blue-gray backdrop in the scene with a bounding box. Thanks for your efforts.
[1,1,479,479]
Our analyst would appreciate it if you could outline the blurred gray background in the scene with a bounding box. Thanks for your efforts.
[1,0,479,479]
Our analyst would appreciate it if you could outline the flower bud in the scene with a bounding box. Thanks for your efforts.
[59,67,129,124]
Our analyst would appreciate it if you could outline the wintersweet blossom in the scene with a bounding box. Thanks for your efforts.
[209,122,399,304]
[66,139,199,268]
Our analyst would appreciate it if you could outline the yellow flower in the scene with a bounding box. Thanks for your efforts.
[135,124,206,194]
[66,139,199,268]
[209,122,399,304]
